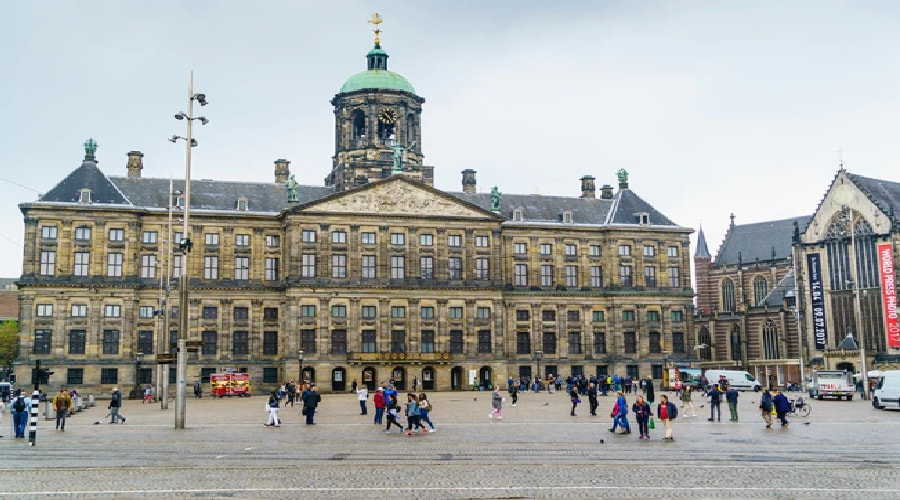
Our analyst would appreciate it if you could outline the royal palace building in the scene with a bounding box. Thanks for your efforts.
[13,27,695,394]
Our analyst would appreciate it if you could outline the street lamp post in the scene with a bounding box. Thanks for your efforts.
[170,71,209,429]
[298,350,304,383]
[843,204,870,400]
[535,351,542,383]
[130,352,144,400]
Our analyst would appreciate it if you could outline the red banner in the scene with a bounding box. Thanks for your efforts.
[878,243,900,348]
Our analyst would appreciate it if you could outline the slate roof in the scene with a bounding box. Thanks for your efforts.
[695,226,711,258]
[39,156,129,205]
[846,172,900,218]
[714,215,812,267]
[758,270,795,308]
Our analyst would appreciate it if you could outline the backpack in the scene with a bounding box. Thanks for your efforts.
[668,402,678,419]
[13,397,26,412]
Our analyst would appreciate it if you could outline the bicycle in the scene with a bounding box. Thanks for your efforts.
[788,396,811,417]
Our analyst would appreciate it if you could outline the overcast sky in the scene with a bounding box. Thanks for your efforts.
[1,1,899,279]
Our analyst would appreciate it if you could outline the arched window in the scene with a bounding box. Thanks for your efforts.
[351,110,366,147]
[698,327,712,361]
[753,276,768,306]
[406,113,416,144]
[763,319,779,359]
[730,325,742,362]
[721,278,736,312]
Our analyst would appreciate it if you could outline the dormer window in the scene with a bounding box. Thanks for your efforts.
[176,196,185,209]
[236,197,249,211]
[512,209,524,222]
[636,212,650,225]
[560,211,573,224]
[78,189,92,204]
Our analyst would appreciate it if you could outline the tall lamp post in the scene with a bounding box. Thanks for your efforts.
[843,204,870,400]
[170,71,209,429]
[130,352,144,399]
[298,350,304,383]
[535,351,543,383]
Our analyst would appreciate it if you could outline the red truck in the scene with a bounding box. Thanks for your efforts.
[210,372,252,398]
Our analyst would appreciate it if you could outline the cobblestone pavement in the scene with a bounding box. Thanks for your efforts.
[1,388,898,499]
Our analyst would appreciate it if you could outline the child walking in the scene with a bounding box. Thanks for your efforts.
[489,387,503,419]
[383,395,404,433]
[405,393,423,435]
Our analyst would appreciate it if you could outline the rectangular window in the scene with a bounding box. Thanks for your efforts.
[672,332,685,354]
[234,257,249,280]
[565,244,577,256]
[302,230,317,243]
[541,265,554,287]
[36,304,53,317]
[137,330,153,354]
[362,255,376,279]
[100,368,118,385]
[361,232,375,245]
[142,231,157,244]
[448,307,463,319]
[477,330,492,353]
[668,266,680,288]
[668,246,679,257]
[516,309,530,321]
[172,255,182,278]
[390,330,406,353]
[233,331,249,355]
[671,310,684,322]
[266,234,281,247]
[102,329,120,354]
[170,307,179,319]
[331,305,347,318]
[391,306,406,318]
[450,330,463,353]
[565,265,578,287]
[626,364,640,380]
[644,266,656,287]
[204,256,218,279]
[649,331,661,353]
[542,332,557,354]
[104,305,121,317]
[301,329,316,353]
[71,304,87,317]
[390,256,405,279]
[540,243,552,255]
[205,233,219,245]
[475,235,489,247]
[74,252,90,276]
[643,245,655,257]
[447,234,461,247]
[263,307,278,320]
[139,306,155,318]
[593,331,606,354]
[390,233,405,245]
[201,331,217,355]
[202,306,217,319]
[590,266,602,287]
[109,228,124,242]
[568,331,582,354]
[618,244,631,256]
[420,256,434,279]
[235,234,250,246]
[619,265,632,287]
[420,233,433,246]
[514,242,527,254]
[169,331,177,352]
[517,332,531,354]
[261,367,277,384]
[106,252,123,277]
[331,254,346,278]
[141,255,157,278]
[476,307,491,319]
[331,231,346,244]
[567,310,580,322]
[623,310,635,322]
[647,310,660,322]
[590,245,602,257]
[421,306,435,319]
[75,226,91,241]
[331,329,347,354]
[592,310,605,322]
[421,330,435,353]
[33,329,51,354]
[542,310,556,322]
[265,258,279,280]
[301,305,316,317]
[448,257,462,280]
[361,330,376,353]
[624,332,636,354]
[302,254,316,277]
[652,365,663,379]
[234,307,249,319]
[475,258,489,280]
[361,305,377,319]
[174,232,183,245]
[67,368,84,385]
[515,264,528,286]
[40,251,56,276]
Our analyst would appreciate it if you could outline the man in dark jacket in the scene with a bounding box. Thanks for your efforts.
[708,385,722,422]
[108,387,126,424]
[657,394,678,440]
[759,389,774,428]
[302,384,321,425]
[773,390,791,427]
[587,383,598,416]
[644,377,655,404]
[726,387,740,421]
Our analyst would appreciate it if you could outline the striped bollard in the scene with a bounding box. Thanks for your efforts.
[28,389,40,446]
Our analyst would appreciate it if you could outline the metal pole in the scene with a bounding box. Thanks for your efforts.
[175,71,194,429]
[849,215,869,399]
[161,177,173,410]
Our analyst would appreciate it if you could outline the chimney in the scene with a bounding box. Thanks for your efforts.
[126,151,144,179]
[274,159,291,183]
[580,175,595,199]
[600,184,614,199]
[462,169,477,194]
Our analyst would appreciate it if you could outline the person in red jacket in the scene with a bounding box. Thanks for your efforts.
[373,387,386,425]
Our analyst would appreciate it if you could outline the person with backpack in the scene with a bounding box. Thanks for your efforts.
[10,390,30,438]
[52,387,72,431]
[418,392,436,433]
[759,389,774,428]
[657,394,678,441]
[108,387,126,424]
[382,394,404,433]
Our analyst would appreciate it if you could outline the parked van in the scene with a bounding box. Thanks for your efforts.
[872,370,900,410]
[704,370,762,392]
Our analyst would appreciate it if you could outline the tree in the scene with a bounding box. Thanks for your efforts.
[0,320,18,371]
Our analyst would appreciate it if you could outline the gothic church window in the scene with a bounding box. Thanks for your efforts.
[730,325,742,362]
[721,278,736,312]
[763,319,780,359]
[753,276,768,306]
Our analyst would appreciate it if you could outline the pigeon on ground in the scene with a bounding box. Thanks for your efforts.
[473,397,477,402]
[803,422,811,425]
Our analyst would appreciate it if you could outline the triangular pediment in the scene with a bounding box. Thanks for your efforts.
[801,170,893,244]
[292,176,502,219]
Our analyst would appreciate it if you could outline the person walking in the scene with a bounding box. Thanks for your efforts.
[418,392,436,432]
[681,386,696,417]
[609,391,631,434]
[489,387,503,420]
[143,385,153,404]
[302,384,321,425]
[632,395,652,439]
[657,394,678,441]
[708,384,723,422]
[773,390,791,427]
[10,390,31,438]
[108,387,126,424]
[383,394,404,433]
[404,393,423,435]
[726,386,740,422]
[373,387,386,424]
[587,382,598,416]
[193,380,202,398]
[644,376,656,404]
[510,380,519,407]
[265,391,281,427]
[52,388,72,431]
[286,380,296,407]
[357,385,369,415]
[759,389,774,428]
[569,386,580,416]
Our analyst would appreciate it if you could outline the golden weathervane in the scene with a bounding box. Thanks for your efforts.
[369,12,383,45]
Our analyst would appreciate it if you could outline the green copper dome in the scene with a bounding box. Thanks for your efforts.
[338,44,416,94]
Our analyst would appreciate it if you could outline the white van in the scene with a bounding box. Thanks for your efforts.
[872,370,900,410]
[704,370,762,392]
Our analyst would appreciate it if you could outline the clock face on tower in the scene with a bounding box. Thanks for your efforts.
[379,108,398,124]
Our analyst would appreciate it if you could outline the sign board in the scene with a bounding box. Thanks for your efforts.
[807,253,828,350]
[877,243,900,348]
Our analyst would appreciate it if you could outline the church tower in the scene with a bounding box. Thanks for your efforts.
[328,14,432,192]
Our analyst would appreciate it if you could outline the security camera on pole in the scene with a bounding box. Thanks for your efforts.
[169,71,209,429]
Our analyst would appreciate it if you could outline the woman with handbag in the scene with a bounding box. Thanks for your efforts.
[265,391,280,427]
[569,386,580,416]
[418,393,436,433]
